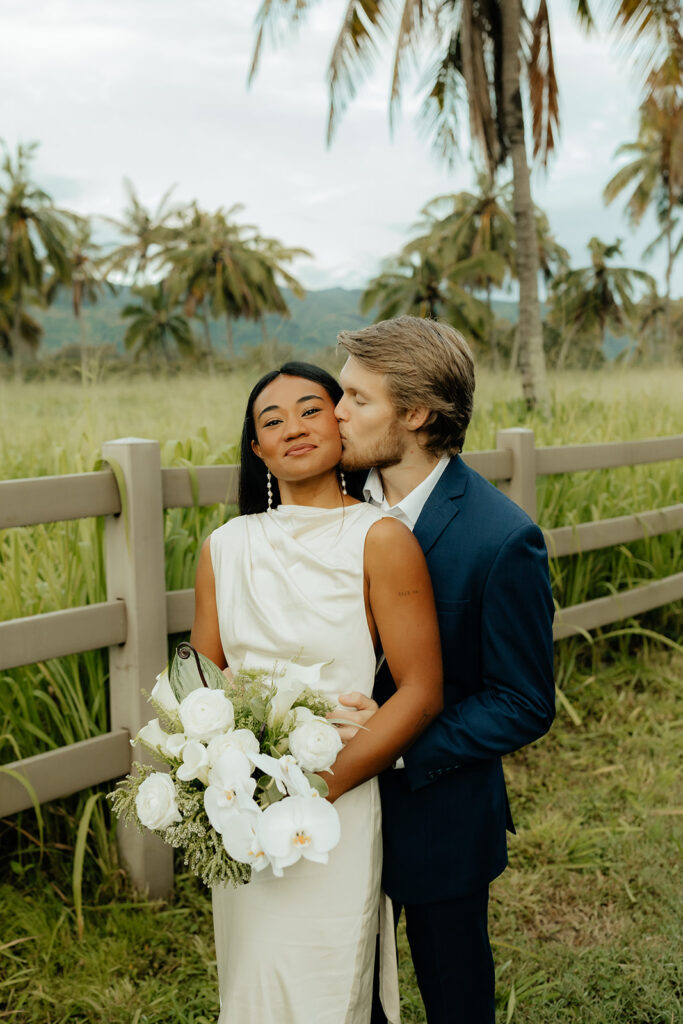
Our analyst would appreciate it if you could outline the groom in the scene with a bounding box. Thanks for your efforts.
[334,316,555,1024]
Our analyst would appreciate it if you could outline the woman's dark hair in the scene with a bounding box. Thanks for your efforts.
[238,361,363,515]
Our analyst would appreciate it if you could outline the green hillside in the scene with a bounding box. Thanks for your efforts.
[33,287,374,355]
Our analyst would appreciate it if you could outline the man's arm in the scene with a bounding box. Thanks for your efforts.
[402,522,555,791]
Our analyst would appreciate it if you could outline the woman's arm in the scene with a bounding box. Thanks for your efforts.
[190,538,228,669]
[323,517,443,802]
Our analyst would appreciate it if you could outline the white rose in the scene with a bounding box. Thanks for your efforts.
[135,772,182,830]
[179,688,234,741]
[151,667,180,714]
[176,739,210,784]
[207,729,260,767]
[288,718,343,773]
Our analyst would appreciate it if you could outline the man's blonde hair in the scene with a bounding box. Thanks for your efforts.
[337,316,475,455]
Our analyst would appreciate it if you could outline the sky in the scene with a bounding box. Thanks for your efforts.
[1,0,680,297]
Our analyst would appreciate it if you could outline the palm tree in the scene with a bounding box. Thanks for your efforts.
[121,283,197,362]
[548,237,656,368]
[250,0,680,408]
[105,179,183,283]
[604,59,683,360]
[45,220,115,376]
[0,140,75,373]
[163,206,310,362]
[361,230,506,347]
[411,178,567,367]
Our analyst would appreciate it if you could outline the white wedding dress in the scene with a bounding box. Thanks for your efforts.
[209,503,400,1024]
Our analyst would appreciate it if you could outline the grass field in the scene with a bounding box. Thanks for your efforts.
[1,364,681,1022]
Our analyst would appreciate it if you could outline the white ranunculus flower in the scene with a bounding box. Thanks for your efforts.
[221,810,269,871]
[151,667,180,714]
[176,739,210,784]
[207,729,260,767]
[256,795,341,876]
[204,749,259,834]
[135,772,182,830]
[134,718,173,756]
[179,687,234,741]
[288,718,343,773]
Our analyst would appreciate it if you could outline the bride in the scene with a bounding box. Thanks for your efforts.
[191,361,443,1024]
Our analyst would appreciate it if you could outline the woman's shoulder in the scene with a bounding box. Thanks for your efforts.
[209,514,251,554]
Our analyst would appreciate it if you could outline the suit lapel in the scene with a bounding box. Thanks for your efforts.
[413,456,469,555]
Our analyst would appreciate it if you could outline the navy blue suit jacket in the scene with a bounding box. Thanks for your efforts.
[374,455,555,904]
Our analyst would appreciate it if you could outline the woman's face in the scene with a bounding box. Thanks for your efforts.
[251,374,342,484]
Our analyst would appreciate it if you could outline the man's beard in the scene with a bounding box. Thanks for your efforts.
[340,420,406,472]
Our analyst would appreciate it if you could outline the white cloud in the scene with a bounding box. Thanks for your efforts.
[0,0,679,295]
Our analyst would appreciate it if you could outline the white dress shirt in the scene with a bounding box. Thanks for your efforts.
[364,455,450,767]
[363,455,450,529]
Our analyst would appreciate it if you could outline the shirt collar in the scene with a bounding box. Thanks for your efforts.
[363,456,450,531]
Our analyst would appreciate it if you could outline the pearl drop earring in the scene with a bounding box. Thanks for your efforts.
[340,470,347,496]
[266,469,273,511]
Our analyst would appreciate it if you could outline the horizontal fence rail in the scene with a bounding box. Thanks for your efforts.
[0,731,130,817]
[2,429,681,893]
[0,471,121,529]
[0,601,127,672]
[544,503,683,558]
[553,572,683,641]
[535,434,683,476]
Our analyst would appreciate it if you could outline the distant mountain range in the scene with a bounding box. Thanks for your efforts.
[34,286,520,356]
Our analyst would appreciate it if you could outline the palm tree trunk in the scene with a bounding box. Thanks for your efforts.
[225,315,235,361]
[202,310,215,373]
[78,314,87,382]
[486,282,500,370]
[11,297,30,380]
[664,200,673,363]
[500,0,550,414]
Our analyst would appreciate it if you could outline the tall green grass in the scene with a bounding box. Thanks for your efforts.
[0,366,681,889]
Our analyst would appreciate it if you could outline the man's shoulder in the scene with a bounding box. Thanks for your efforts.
[440,456,536,536]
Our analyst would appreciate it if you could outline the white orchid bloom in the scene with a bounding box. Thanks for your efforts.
[204,748,259,834]
[277,755,317,798]
[176,739,210,784]
[221,810,269,871]
[251,752,288,795]
[133,718,173,757]
[151,667,180,714]
[178,687,235,742]
[207,729,260,768]
[256,795,341,876]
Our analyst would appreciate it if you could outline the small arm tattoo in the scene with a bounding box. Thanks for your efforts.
[398,588,419,597]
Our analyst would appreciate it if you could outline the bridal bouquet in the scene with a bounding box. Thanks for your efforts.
[110,643,344,887]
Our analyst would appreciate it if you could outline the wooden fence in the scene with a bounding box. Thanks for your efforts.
[1,429,681,895]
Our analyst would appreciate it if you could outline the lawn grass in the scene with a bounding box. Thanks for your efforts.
[2,650,680,1023]
[1,365,681,1021]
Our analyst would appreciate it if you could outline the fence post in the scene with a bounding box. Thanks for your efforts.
[496,428,537,521]
[102,437,174,899]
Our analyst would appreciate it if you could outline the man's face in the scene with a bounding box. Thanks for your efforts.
[336,356,407,471]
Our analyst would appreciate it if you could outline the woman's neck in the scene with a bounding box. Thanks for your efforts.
[277,471,357,509]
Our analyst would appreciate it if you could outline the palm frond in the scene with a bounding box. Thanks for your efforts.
[327,0,392,142]
[526,0,560,166]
